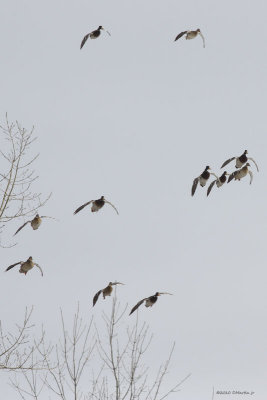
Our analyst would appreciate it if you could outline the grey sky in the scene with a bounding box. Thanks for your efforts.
[1,0,267,398]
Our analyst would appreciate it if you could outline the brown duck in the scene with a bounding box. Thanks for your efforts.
[14,214,55,236]
[5,256,43,276]
[93,282,124,306]
[174,29,205,48]
[228,163,253,184]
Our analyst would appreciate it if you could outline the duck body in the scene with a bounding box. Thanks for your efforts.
[228,163,253,184]
[207,171,228,196]
[31,215,42,230]
[235,151,248,168]
[19,257,34,275]
[102,283,113,299]
[145,295,158,308]
[216,172,227,187]
[186,30,199,40]
[91,196,105,212]
[232,165,249,180]
[89,27,102,39]
[199,166,211,187]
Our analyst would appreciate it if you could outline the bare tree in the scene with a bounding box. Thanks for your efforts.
[0,307,48,372]
[12,305,95,400]
[11,298,190,400]
[90,298,190,400]
[0,114,51,245]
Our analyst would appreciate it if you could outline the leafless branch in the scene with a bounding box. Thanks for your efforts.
[0,114,51,247]
[10,300,190,400]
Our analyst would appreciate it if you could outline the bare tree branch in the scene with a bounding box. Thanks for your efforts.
[0,114,51,247]
[0,307,49,371]
[11,299,190,400]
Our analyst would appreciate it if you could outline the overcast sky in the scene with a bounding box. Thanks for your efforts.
[1,0,267,399]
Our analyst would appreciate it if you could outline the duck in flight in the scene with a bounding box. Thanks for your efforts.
[5,256,43,276]
[207,171,229,196]
[228,163,253,185]
[221,150,259,171]
[93,281,124,306]
[129,292,172,315]
[74,196,119,215]
[174,29,205,48]
[14,214,55,236]
[191,166,216,196]
[80,26,111,49]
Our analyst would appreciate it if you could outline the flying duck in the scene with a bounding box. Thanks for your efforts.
[129,292,172,315]
[174,29,205,48]
[14,214,55,236]
[221,150,259,171]
[191,166,216,196]
[80,26,111,49]
[93,281,124,306]
[74,196,119,215]
[207,171,229,196]
[5,256,43,276]
[228,163,253,184]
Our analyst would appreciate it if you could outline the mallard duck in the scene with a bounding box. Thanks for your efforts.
[221,150,259,171]
[129,292,172,315]
[93,281,124,306]
[207,171,229,196]
[174,29,205,48]
[228,163,253,184]
[14,214,55,236]
[5,256,43,276]
[191,166,216,196]
[74,196,119,215]
[80,26,111,49]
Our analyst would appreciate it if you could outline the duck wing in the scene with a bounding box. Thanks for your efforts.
[14,221,30,236]
[199,31,205,48]
[5,261,21,272]
[104,200,119,215]
[248,170,253,184]
[129,298,146,315]
[227,171,236,183]
[34,263,43,277]
[221,157,235,168]
[174,31,187,41]
[248,157,259,172]
[207,180,216,196]
[191,177,199,196]
[93,290,102,306]
[80,33,90,49]
[74,200,93,215]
